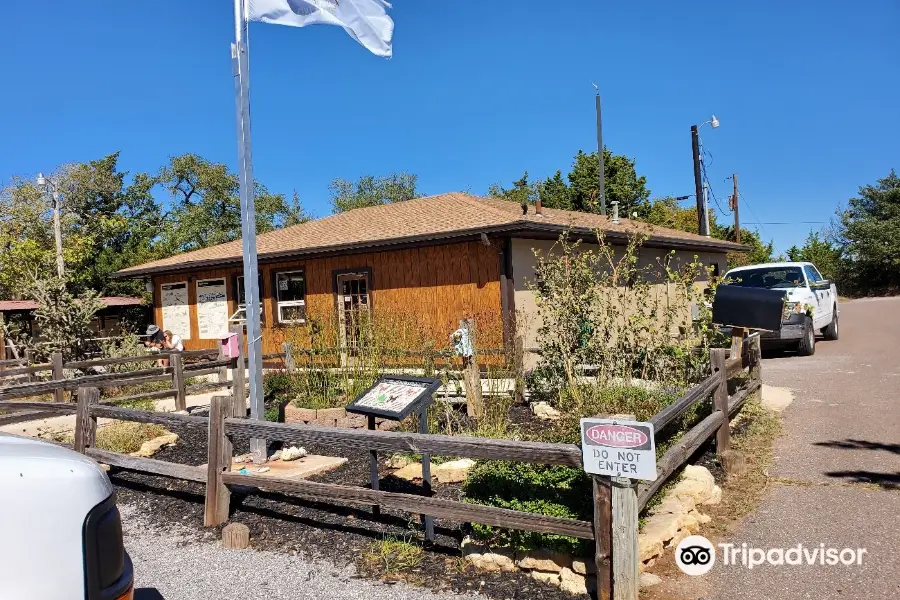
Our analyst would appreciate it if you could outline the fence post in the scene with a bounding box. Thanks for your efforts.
[593,476,613,600]
[171,352,187,412]
[74,386,99,453]
[204,394,232,527]
[282,342,295,373]
[461,318,483,418]
[710,348,730,453]
[609,412,638,600]
[24,349,33,382]
[51,351,65,402]
[230,324,246,418]
[749,334,762,382]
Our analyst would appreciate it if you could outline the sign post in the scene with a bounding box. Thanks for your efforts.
[581,416,657,600]
[347,375,442,541]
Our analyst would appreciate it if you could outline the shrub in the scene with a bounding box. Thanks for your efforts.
[463,461,592,556]
[68,421,169,455]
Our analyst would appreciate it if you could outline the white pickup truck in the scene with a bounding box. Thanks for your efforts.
[723,261,840,355]
[0,434,134,600]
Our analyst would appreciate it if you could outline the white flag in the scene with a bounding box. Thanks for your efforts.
[247,0,393,57]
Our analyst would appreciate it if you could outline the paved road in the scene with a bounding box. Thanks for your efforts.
[711,297,900,599]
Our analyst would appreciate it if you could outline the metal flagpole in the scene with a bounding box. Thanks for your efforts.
[232,0,267,462]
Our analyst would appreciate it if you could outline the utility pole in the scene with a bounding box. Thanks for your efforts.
[52,191,64,277]
[729,173,740,243]
[691,125,706,236]
[37,172,65,277]
[594,85,606,215]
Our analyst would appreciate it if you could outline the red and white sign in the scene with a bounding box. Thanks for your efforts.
[580,418,657,481]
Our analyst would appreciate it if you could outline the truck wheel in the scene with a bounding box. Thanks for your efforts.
[797,315,816,356]
[823,306,839,341]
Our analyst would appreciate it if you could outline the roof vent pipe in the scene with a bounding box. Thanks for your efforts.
[535,196,543,216]
[611,201,619,224]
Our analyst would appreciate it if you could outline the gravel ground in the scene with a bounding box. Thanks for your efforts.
[112,402,585,600]
[121,504,467,600]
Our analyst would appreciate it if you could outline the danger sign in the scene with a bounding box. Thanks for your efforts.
[580,418,658,481]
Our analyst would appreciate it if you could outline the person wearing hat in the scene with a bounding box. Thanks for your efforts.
[144,325,168,366]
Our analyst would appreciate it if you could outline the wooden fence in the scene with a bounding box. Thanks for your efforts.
[0,347,232,425]
[0,336,761,600]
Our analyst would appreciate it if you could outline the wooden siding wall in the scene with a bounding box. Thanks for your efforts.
[152,241,504,355]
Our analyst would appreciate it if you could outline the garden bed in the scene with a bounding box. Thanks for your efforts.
[109,406,586,599]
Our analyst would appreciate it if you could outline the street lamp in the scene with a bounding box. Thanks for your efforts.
[691,114,720,237]
[36,172,65,278]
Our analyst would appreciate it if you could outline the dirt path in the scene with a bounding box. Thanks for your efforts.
[660,297,900,599]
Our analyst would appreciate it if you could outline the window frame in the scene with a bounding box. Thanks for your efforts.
[274,269,307,324]
[803,265,821,285]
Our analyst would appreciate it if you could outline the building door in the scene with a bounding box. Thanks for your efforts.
[335,271,371,363]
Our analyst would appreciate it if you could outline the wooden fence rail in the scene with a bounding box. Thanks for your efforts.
[0,335,762,600]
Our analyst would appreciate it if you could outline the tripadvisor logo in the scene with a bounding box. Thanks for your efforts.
[675,535,868,575]
[676,535,716,576]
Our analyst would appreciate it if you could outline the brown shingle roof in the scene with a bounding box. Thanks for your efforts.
[0,296,144,312]
[117,193,746,276]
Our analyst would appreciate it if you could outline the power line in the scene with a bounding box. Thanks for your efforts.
[738,191,772,240]
[700,159,729,217]
[744,221,827,225]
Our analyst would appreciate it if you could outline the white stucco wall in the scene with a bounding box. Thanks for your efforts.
[510,237,727,367]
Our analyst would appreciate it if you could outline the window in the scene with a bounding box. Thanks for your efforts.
[275,270,306,323]
[726,267,804,289]
[804,265,822,284]
[229,274,264,324]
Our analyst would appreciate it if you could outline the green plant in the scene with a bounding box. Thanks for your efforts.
[463,461,592,556]
[57,421,169,454]
[362,535,425,578]
[528,228,720,408]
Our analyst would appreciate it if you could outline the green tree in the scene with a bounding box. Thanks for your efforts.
[489,149,650,217]
[642,196,704,233]
[0,274,103,361]
[786,231,844,283]
[719,226,774,269]
[0,154,162,297]
[835,169,900,292]
[488,171,537,210]
[328,172,418,213]
[537,171,572,210]
[568,149,650,216]
[157,153,306,253]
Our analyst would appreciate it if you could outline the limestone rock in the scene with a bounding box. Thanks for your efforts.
[386,454,415,469]
[666,529,690,549]
[529,570,561,585]
[280,446,307,461]
[671,466,717,505]
[559,568,587,595]
[701,484,722,505]
[433,458,475,483]
[130,433,178,458]
[678,511,701,533]
[530,401,562,422]
[638,536,664,563]
[393,462,423,481]
[640,514,681,546]
[650,495,695,515]
[696,512,712,524]
[571,559,596,575]
[516,549,572,573]
[466,548,517,572]
[639,573,662,589]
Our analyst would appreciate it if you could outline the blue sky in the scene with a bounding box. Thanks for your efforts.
[2,0,897,252]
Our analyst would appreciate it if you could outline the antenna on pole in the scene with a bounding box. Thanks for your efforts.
[593,83,606,216]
